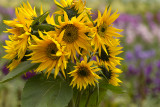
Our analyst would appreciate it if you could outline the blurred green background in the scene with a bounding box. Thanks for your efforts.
[0,0,160,107]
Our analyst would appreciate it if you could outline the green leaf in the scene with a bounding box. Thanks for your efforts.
[54,14,64,25]
[87,12,94,26]
[31,11,49,26]
[21,74,73,107]
[66,62,75,72]
[99,79,125,94]
[39,12,50,24]
[78,86,107,107]
[32,24,55,32]
[0,41,7,66]
[106,84,125,94]
[0,61,38,83]
[55,14,60,25]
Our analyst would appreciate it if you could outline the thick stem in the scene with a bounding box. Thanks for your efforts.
[85,93,92,107]
[85,87,94,107]
[75,91,82,107]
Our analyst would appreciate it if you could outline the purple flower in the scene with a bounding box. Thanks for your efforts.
[0,33,8,42]
[1,64,9,75]
[144,65,153,84]
[22,71,36,80]
[154,77,160,85]
[91,11,98,20]
[145,65,152,76]
[153,75,160,94]
[134,45,142,58]
[91,56,97,61]
[126,51,134,60]
[75,54,84,63]
[114,14,142,26]
[134,45,155,59]
[157,61,160,69]
[152,87,160,94]
[1,64,36,80]
[0,6,14,17]
[146,12,153,21]
[7,8,15,17]
[128,65,139,75]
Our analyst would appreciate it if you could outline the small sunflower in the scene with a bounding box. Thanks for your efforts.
[100,66,122,86]
[96,44,123,70]
[55,12,91,61]
[28,31,68,78]
[92,7,123,55]
[69,57,101,90]
[3,2,39,70]
[54,0,91,19]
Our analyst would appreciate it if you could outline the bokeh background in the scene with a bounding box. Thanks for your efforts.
[0,0,160,107]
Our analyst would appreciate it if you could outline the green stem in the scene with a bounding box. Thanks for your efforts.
[75,91,82,107]
[85,87,94,107]
[68,99,74,107]
[65,69,68,81]
[99,70,109,82]
[85,94,91,107]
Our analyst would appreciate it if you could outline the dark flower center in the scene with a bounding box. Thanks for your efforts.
[67,32,72,36]
[97,24,108,37]
[100,66,112,79]
[78,66,89,77]
[101,27,105,32]
[51,50,56,54]
[62,24,78,43]
[98,46,110,62]
[47,43,59,60]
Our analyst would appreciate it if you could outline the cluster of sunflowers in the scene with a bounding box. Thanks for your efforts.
[3,0,123,90]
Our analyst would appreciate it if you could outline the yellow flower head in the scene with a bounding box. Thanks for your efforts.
[54,0,91,19]
[55,12,91,61]
[92,7,123,55]
[3,2,39,70]
[28,31,68,78]
[4,1,37,39]
[69,57,101,90]
[100,66,122,86]
[96,44,123,70]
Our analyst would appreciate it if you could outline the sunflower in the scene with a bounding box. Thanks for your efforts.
[3,40,21,71]
[28,31,68,78]
[96,44,123,70]
[100,66,122,86]
[55,12,91,61]
[91,7,123,55]
[4,1,37,40]
[3,2,39,70]
[69,57,101,90]
[54,0,91,19]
